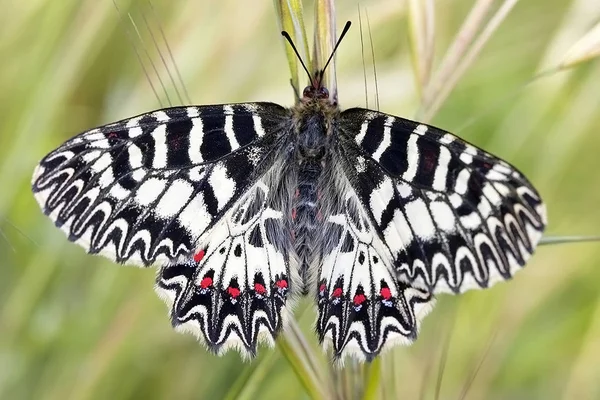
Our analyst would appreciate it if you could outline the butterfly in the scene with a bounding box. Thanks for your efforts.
[31,22,546,361]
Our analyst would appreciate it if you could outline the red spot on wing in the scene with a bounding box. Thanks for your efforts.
[228,287,241,298]
[193,249,206,263]
[319,284,326,293]
[332,287,343,298]
[353,293,366,306]
[107,132,118,139]
[200,276,212,289]
[276,279,288,289]
[254,283,266,294]
[291,207,297,220]
[380,287,392,300]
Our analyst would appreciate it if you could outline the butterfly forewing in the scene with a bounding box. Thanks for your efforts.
[337,108,547,294]
[32,103,288,265]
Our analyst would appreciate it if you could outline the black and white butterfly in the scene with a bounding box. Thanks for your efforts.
[31,22,546,361]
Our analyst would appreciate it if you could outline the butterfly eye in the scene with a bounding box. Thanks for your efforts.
[303,86,315,98]
[317,87,329,99]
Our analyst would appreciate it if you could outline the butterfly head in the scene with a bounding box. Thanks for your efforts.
[302,70,330,101]
[282,22,351,104]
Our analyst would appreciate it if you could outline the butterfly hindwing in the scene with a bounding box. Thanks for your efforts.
[32,103,288,265]
[155,178,294,356]
[315,189,435,361]
[338,108,547,294]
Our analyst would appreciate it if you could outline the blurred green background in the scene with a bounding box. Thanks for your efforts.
[1,0,600,399]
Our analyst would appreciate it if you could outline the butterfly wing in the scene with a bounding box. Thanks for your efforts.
[337,108,547,294]
[314,108,546,360]
[315,188,435,361]
[32,102,296,356]
[155,176,294,356]
[32,103,288,265]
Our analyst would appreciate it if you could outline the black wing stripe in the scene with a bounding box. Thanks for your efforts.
[359,114,386,156]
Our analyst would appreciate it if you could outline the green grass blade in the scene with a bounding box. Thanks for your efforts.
[540,236,600,246]
[273,0,310,100]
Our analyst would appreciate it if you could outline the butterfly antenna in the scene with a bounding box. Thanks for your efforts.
[320,21,352,80]
[281,31,313,85]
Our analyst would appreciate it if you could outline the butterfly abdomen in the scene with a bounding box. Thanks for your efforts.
[293,160,322,289]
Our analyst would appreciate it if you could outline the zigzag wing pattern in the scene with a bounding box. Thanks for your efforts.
[155,179,294,357]
[31,103,288,265]
[338,109,547,294]
[315,187,434,361]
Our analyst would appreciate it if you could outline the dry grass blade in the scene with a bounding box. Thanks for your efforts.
[558,20,600,69]
[407,0,436,98]
[424,0,520,121]
[112,0,164,107]
[313,0,337,99]
[366,9,380,112]
[454,9,600,141]
[358,6,369,109]
[141,1,191,106]
[126,11,172,106]
[420,0,495,117]
[139,8,184,105]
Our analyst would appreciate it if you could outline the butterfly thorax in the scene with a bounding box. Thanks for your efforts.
[293,102,334,158]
